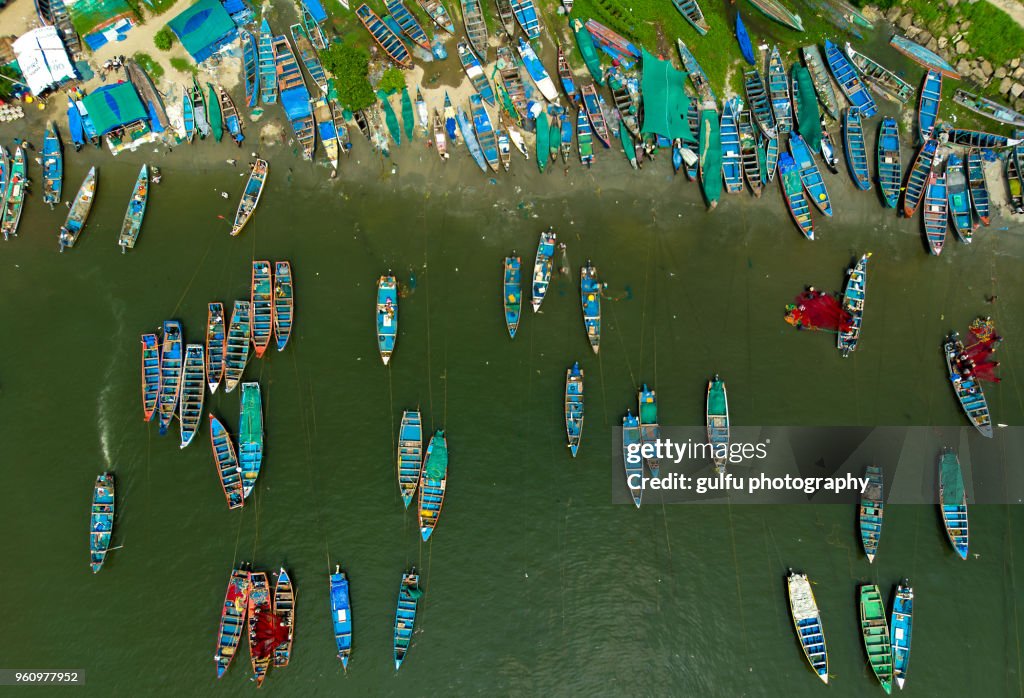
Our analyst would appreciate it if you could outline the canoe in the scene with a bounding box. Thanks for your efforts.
[789,132,831,216]
[579,107,595,166]
[157,320,183,435]
[585,18,641,67]
[778,152,814,239]
[965,149,990,225]
[944,332,993,437]
[706,376,729,473]
[200,308,223,398]
[231,159,268,236]
[638,384,661,478]
[496,46,528,121]
[767,46,792,135]
[0,145,25,240]
[355,4,411,68]
[207,84,224,142]
[622,410,642,508]
[939,448,969,558]
[890,33,959,79]
[219,87,244,145]
[247,571,272,687]
[699,108,723,208]
[721,98,744,194]
[90,472,115,573]
[838,253,869,356]
[272,569,295,668]
[763,134,779,182]
[290,22,329,92]
[494,0,516,35]
[786,570,828,683]
[737,112,762,197]
[460,0,488,61]
[393,569,421,669]
[267,264,292,356]
[214,567,250,677]
[672,0,709,35]
[953,89,1024,128]
[182,86,196,142]
[565,362,584,457]
[945,128,1021,149]
[923,171,948,255]
[902,139,937,217]
[859,584,894,693]
[415,88,429,136]
[433,109,448,160]
[606,67,639,138]
[556,44,579,106]
[876,117,902,208]
[189,79,210,139]
[516,37,558,103]
[416,0,455,34]
[58,166,97,252]
[457,106,487,171]
[239,382,264,498]
[179,344,206,449]
[558,113,571,163]
[736,12,755,64]
[398,410,423,507]
[384,0,430,51]
[819,126,839,173]
[116,164,148,252]
[531,228,556,312]
[209,414,244,509]
[842,107,871,190]
[258,19,277,105]
[858,463,883,561]
[744,69,777,140]
[250,261,273,358]
[224,301,251,394]
[510,0,541,39]
[918,70,942,143]
[241,30,258,107]
[946,154,972,242]
[677,40,717,108]
[303,6,328,50]
[571,18,603,85]
[845,43,913,104]
[376,274,398,364]
[890,581,913,688]
[471,94,500,172]
[801,45,839,120]
[580,262,600,352]
[581,83,610,148]
[141,333,160,421]
[503,255,522,338]
[273,35,316,159]
[746,0,803,32]
[42,122,62,207]
[329,565,353,669]
[823,40,876,118]
[418,430,448,540]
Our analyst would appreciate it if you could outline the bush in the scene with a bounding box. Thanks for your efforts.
[133,52,164,80]
[0,66,18,99]
[153,27,175,51]
[378,67,406,94]
[169,57,197,74]
[320,44,376,112]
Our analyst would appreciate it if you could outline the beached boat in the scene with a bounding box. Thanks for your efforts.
[272,261,294,351]
[801,45,839,120]
[247,571,272,687]
[747,0,803,31]
[876,117,902,208]
[494,0,516,35]
[946,154,972,242]
[845,43,912,104]
[923,170,948,255]
[417,0,455,34]
[579,108,595,166]
[672,0,709,35]
[789,132,831,216]
[721,98,744,194]
[767,46,793,135]
[224,301,251,394]
[778,152,814,239]
[214,567,250,678]
[457,106,487,172]
[42,123,62,208]
[622,410,642,507]
[736,12,755,65]
[302,6,328,49]
[182,87,196,142]
[90,472,115,573]
[744,69,777,140]
[272,36,315,159]
[116,164,148,252]
[823,39,876,118]
[837,252,869,355]
[858,463,883,561]
[393,569,421,669]
[939,448,970,558]
[516,37,558,103]
[239,382,263,498]
[638,385,661,478]
[706,376,729,473]
[819,126,839,174]
[415,88,429,136]
[842,107,871,190]
[209,414,244,509]
[179,344,205,449]
[496,46,528,121]
[571,18,603,85]
[356,4,411,68]
[859,584,894,693]
[607,66,639,138]
[763,134,779,182]
[314,97,339,169]
[918,70,942,143]
[471,94,500,172]
[585,19,641,67]
[433,109,448,160]
[376,274,398,364]
[700,107,723,209]
[945,128,1021,149]
[581,83,610,147]
[944,332,993,437]
[58,166,97,252]
[737,122,760,190]
[557,114,571,164]
[966,149,990,225]
[554,45,579,107]
[565,362,584,457]
[329,565,353,669]
[580,262,600,352]
[510,0,540,38]
[398,410,423,507]
[241,30,258,107]
[531,228,556,312]
[890,33,959,79]
[271,569,295,667]
[289,22,329,93]
[250,261,273,358]
[902,139,937,217]
[0,145,26,240]
[460,0,488,60]
[418,430,448,540]
[787,570,828,684]
[141,333,160,421]
[891,581,913,688]
[157,320,183,435]
[503,254,522,337]
[218,87,244,145]
[231,159,268,237]
[508,120,528,158]
[258,19,277,104]
[677,39,717,107]
[206,83,224,142]
[953,89,1024,128]
[384,0,430,50]
[189,78,210,139]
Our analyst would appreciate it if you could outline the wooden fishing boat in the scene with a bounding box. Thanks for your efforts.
[258,19,277,104]
[557,44,579,106]
[721,98,744,194]
[763,134,779,182]
[746,0,803,31]
[0,146,26,240]
[313,98,339,169]
[417,0,455,34]
[218,87,244,145]
[823,39,876,118]
[923,170,948,255]
[944,332,993,437]
[58,166,97,252]
[966,149,990,225]
[571,18,603,85]
[496,46,528,121]
[508,120,528,158]
[565,362,584,457]
[838,252,869,356]
[801,45,839,120]
[580,262,600,352]
[471,94,500,172]
[819,126,839,174]
[273,35,315,159]
[182,85,196,142]
[767,46,793,134]
[179,344,206,449]
[585,19,641,66]
[953,89,1024,128]
[744,69,777,140]
[706,375,729,473]
[531,228,556,312]
[918,69,942,143]
[460,0,489,61]
[418,430,448,540]
[1007,144,1024,213]
[516,37,558,103]
[736,11,755,65]
[876,117,902,208]
[890,33,959,79]
[498,127,512,170]
[939,448,970,560]
[90,472,115,573]
[672,0,710,35]
[42,122,62,208]
[157,320,184,436]
[397,410,423,507]
[231,159,268,236]
[354,108,372,141]
[384,0,430,51]
[376,274,398,364]
[209,414,244,509]
[247,571,272,687]
[224,301,251,393]
[845,43,912,104]
[581,83,610,148]
[503,254,522,338]
[457,106,487,172]
[207,83,224,142]
[355,4,411,68]
[510,0,540,38]
[433,109,448,159]
[890,581,913,688]
[250,261,273,358]
[945,128,1021,149]
[700,107,723,208]
[141,333,160,421]
[215,566,250,677]
[946,154,972,242]
[859,583,894,693]
[789,132,831,216]
[842,107,871,190]
[778,152,814,239]
[394,569,421,669]
[265,263,292,354]
[241,30,259,107]
[302,7,328,50]
[191,77,211,139]
[273,569,295,667]
[858,463,883,561]
[677,39,717,108]
[786,570,828,683]
[493,0,515,35]
[329,565,353,669]
[116,164,148,252]
[579,108,595,166]
[902,139,937,217]
[638,384,661,478]
[239,382,264,498]
[622,410,642,507]
[607,66,640,138]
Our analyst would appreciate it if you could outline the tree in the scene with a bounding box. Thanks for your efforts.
[320,44,375,112]
[153,27,175,51]
[378,67,405,95]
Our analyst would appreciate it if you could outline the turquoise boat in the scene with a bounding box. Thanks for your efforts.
[418,430,448,540]
[42,122,62,207]
[747,0,803,32]
[548,111,560,162]
[0,145,27,240]
[385,0,430,50]
[208,414,244,509]
[460,0,488,60]
[503,254,522,338]
[58,166,97,252]
[787,570,828,684]
[946,128,1021,149]
[801,45,839,120]
[536,110,549,173]
[789,132,831,216]
[398,410,423,507]
[510,0,541,38]
[763,134,779,182]
[206,84,223,142]
[580,262,600,352]
[966,149,990,225]
[571,18,603,85]
[823,39,876,118]
[953,88,1024,128]
[356,3,411,67]
[223,300,251,394]
[273,569,295,668]
[891,33,959,79]
[944,332,993,437]
[239,381,264,499]
[677,39,717,107]
[891,581,913,688]
[393,568,422,669]
[767,46,792,134]
[457,42,494,106]
[706,376,729,473]
[622,411,642,508]
[302,6,328,49]
[141,333,160,421]
[274,261,294,351]
[190,78,210,138]
[456,106,487,172]
[241,30,258,107]
[179,344,205,449]
[215,566,251,678]
[117,164,148,252]
[672,0,710,35]
[902,139,937,217]
[90,472,115,573]
[258,19,277,104]
[231,158,268,237]
[778,152,814,239]
[838,253,869,356]
[470,94,499,172]
[565,362,584,457]
[581,83,610,147]
[876,117,902,208]
[918,70,942,143]
[401,87,414,141]
[377,274,398,365]
[531,228,556,312]
[699,108,723,209]
[157,320,183,435]
[842,107,871,190]
[946,153,972,242]
[182,86,196,142]
[417,0,455,35]
[330,565,353,669]
[580,108,596,166]
[858,463,883,561]
[923,171,948,255]
[721,98,744,194]
[638,385,661,478]
[744,69,776,140]
[290,22,329,93]
[859,584,894,694]
[250,260,273,358]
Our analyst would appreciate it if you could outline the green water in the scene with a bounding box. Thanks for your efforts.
[1,122,1022,696]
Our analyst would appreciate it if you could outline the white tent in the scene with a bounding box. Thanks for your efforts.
[12,26,77,96]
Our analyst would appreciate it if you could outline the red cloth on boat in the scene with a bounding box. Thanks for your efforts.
[252,609,289,658]
[784,291,853,332]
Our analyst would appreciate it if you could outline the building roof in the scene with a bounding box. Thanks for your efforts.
[12,26,76,96]
[167,0,237,63]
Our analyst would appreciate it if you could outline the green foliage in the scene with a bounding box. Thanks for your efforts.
[959,2,1024,67]
[320,44,376,112]
[153,27,175,51]
[133,52,165,80]
[169,57,197,75]
[378,67,406,95]
[0,65,19,100]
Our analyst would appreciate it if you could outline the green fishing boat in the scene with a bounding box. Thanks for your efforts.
[571,18,603,85]
[207,84,223,142]
[536,111,549,173]
[699,109,722,208]
[859,584,894,694]
[401,87,415,141]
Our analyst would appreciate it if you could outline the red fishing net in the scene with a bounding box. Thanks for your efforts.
[252,608,290,658]
[784,290,853,333]
[958,317,1002,383]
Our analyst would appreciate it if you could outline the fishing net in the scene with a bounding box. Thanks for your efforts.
[784,290,852,332]
[955,317,1002,383]
[793,66,822,151]
[252,608,290,658]
[424,434,448,479]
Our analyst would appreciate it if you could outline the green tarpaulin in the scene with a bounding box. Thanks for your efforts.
[168,0,236,63]
[939,452,965,504]
[699,109,722,206]
[377,90,401,146]
[707,383,726,415]
[81,82,146,135]
[640,49,692,141]
[425,433,448,480]
[793,66,822,152]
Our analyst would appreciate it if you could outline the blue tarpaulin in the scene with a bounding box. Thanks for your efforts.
[221,0,254,25]
[280,86,311,120]
[300,0,326,22]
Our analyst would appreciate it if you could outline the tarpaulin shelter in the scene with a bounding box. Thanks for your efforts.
[168,0,237,63]
[81,82,146,135]
[12,26,77,95]
[300,0,327,23]
[639,49,692,141]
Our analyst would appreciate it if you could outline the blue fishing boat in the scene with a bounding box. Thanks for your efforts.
[0,146,25,241]
[223,300,251,393]
[443,91,458,142]
[946,153,972,241]
[273,261,294,352]
[737,111,762,195]
[918,69,942,143]
[510,0,541,39]
[456,106,487,172]
[721,98,744,194]
[706,376,729,473]
[179,344,205,449]
[923,170,948,255]
[778,152,814,239]
[559,110,573,162]
[117,164,148,252]
[503,254,522,338]
[182,86,196,142]
[581,83,610,147]
[858,463,883,561]
[356,4,411,67]
[672,0,710,35]
[42,122,62,207]
[376,274,398,365]
[789,132,831,216]
[239,381,263,498]
[517,37,559,102]
[823,39,877,118]
[231,159,268,236]
[585,18,641,66]
[678,39,717,106]
[461,0,488,60]
[890,581,913,688]
[418,431,448,540]
[66,97,85,149]
[157,320,183,435]
[556,44,579,105]
[241,30,258,107]
[90,472,115,573]
[565,363,584,457]
[329,566,353,670]
[902,139,937,217]
[579,107,595,166]
[208,414,244,509]
[258,19,277,104]
[876,117,902,208]
[218,87,244,145]
[531,228,556,312]
[735,12,754,63]
[385,0,431,50]
[966,149,990,225]
[954,88,1024,128]
[638,385,661,478]
[891,33,959,79]
[945,128,1021,149]
[273,35,315,159]
[838,253,869,356]
[417,0,455,34]
[764,134,779,182]
[767,46,792,134]
[944,332,993,437]
[580,262,600,352]
[470,94,500,172]
[141,333,160,421]
[787,570,829,684]
[938,448,969,557]
[457,43,494,106]
[250,261,273,358]
[622,411,642,507]
[842,107,871,190]
[273,569,295,668]
[398,410,423,507]
[215,566,251,678]
[302,5,328,49]
[290,22,329,92]
[393,568,422,669]
[744,70,776,140]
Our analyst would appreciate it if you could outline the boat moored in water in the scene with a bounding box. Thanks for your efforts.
[565,362,584,457]
[859,583,894,693]
[90,472,115,572]
[858,463,883,561]
[330,565,353,669]
[531,229,556,312]
[418,430,448,540]
[398,410,423,507]
[786,570,828,683]
[376,274,398,364]
[393,569,422,669]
